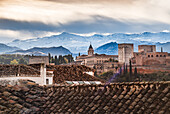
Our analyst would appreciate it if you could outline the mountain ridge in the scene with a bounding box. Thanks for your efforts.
[95,42,118,55]
[5,31,170,54]
[7,46,72,56]
[0,43,20,54]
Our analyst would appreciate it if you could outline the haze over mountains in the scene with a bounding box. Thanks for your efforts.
[0,31,169,56]
[7,46,72,56]
[0,43,20,53]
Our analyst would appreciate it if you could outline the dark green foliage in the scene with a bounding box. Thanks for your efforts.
[58,55,62,64]
[123,64,126,75]
[129,60,132,77]
[98,70,114,80]
[51,56,55,63]
[139,71,170,81]
[19,58,27,64]
[0,54,29,65]
[48,53,51,63]
[54,56,57,65]
[49,54,74,65]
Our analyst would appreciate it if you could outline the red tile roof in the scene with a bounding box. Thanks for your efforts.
[0,80,169,113]
[47,65,103,83]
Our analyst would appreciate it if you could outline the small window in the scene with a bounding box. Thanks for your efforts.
[160,55,162,57]
[151,55,153,57]
[148,55,150,57]
[46,79,49,84]
[156,55,158,57]
[164,55,166,57]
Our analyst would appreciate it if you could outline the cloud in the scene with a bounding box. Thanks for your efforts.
[0,18,57,31]
[1,15,170,33]
[38,0,135,4]
[0,0,170,43]
[0,0,170,25]
[0,15,170,43]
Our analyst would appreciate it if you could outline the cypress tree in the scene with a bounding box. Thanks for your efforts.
[129,60,132,81]
[59,55,62,64]
[123,64,126,75]
[54,56,57,65]
[134,67,137,78]
[48,53,51,63]
[51,56,55,63]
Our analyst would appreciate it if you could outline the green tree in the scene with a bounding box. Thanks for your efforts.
[10,59,18,65]
[64,57,68,63]
[54,55,57,65]
[19,58,27,64]
[58,55,62,64]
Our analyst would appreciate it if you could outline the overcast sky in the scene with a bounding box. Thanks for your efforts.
[0,0,170,43]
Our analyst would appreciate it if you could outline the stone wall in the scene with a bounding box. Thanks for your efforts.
[138,45,156,53]
[29,56,49,65]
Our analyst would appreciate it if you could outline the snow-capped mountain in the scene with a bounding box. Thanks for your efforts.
[7,32,170,54]
[95,42,118,55]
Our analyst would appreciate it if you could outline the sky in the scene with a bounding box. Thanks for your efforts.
[0,0,170,43]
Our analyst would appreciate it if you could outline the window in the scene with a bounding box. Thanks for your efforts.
[156,55,158,57]
[151,55,153,57]
[148,55,150,57]
[160,55,162,57]
[164,55,166,57]
[46,79,49,84]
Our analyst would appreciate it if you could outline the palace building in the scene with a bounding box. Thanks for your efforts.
[76,44,118,74]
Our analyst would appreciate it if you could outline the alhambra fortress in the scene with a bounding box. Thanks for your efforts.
[76,43,170,74]
[0,43,169,113]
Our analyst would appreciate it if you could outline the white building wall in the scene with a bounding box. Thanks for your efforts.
[0,76,53,85]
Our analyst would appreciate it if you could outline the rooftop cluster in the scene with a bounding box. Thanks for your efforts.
[0,80,169,113]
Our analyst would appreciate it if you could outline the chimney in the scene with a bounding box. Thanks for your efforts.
[40,63,46,85]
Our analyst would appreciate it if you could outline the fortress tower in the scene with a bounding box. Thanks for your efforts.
[118,43,134,64]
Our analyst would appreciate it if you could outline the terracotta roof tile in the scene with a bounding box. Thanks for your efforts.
[0,81,170,113]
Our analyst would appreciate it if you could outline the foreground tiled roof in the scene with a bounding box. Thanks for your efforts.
[0,80,46,113]
[42,82,170,114]
[0,80,169,113]
[47,65,103,83]
[0,65,40,77]
[0,64,53,77]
